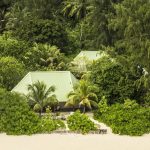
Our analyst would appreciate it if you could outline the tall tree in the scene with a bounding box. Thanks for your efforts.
[62,0,90,49]
[0,0,15,33]
[5,0,73,54]
[62,0,89,20]
[109,0,150,90]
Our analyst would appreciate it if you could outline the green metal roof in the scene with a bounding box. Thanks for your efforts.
[12,71,78,102]
[74,51,102,61]
[72,51,106,72]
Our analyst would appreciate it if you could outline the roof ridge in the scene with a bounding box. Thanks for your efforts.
[29,71,70,74]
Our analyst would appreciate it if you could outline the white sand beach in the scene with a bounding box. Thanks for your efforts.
[0,133,150,150]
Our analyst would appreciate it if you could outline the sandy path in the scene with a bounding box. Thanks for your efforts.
[0,133,150,150]
[90,118,112,134]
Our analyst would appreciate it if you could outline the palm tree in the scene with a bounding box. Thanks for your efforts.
[31,43,66,70]
[65,91,80,111]
[62,0,89,20]
[46,95,58,112]
[65,80,98,113]
[62,0,91,49]
[27,80,56,116]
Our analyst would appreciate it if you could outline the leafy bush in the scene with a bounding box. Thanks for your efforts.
[94,99,150,136]
[38,117,58,133]
[38,113,65,133]
[0,90,40,135]
[0,56,26,90]
[0,90,64,135]
[94,96,109,118]
[56,120,65,129]
[67,110,97,134]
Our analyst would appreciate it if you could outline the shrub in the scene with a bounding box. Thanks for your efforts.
[94,96,109,118]
[94,99,150,136]
[38,113,65,133]
[0,90,40,135]
[0,90,65,135]
[38,116,58,133]
[54,119,66,129]
[67,110,97,134]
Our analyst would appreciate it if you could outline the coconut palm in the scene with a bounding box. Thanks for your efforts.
[62,0,91,49]
[62,0,89,20]
[65,80,98,113]
[46,94,58,112]
[65,91,80,111]
[27,80,56,116]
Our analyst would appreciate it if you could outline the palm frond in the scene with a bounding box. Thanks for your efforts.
[44,85,55,98]
[89,100,98,108]
[33,103,41,112]
[87,93,98,102]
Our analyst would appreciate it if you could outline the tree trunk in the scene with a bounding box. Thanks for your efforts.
[39,107,43,117]
[80,23,83,49]
[73,106,75,111]
[53,106,55,113]
[83,106,86,113]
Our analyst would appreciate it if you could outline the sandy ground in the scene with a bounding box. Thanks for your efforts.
[0,133,150,150]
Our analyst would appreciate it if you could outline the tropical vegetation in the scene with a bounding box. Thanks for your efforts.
[65,80,98,113]
[0,88,64,135]
[94,98,150,136]
[0,0,150,136]
[67,110,97,134]
[27,81,56,116]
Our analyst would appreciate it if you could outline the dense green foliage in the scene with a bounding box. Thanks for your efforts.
[0,89,64,135]
[0,56,25,90]
[38,114,65,133]
[0,35,29,59]
[67,110,96,134]
[27,81,56,116]
[23,43,68,71]
[110,0,150,73]
[89,56,147,104]
[65,80,98,112]
[0,0,150,136]
[94,99,150,136]
[0,89,40,135]
[6,0,73,54]
[11,18,69,52]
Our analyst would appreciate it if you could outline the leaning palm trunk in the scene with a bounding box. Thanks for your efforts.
[39,108,42,117]
[73,105,75,111]
[80,23,83,49]
[83,105,86,113]
[39,105,43,117]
